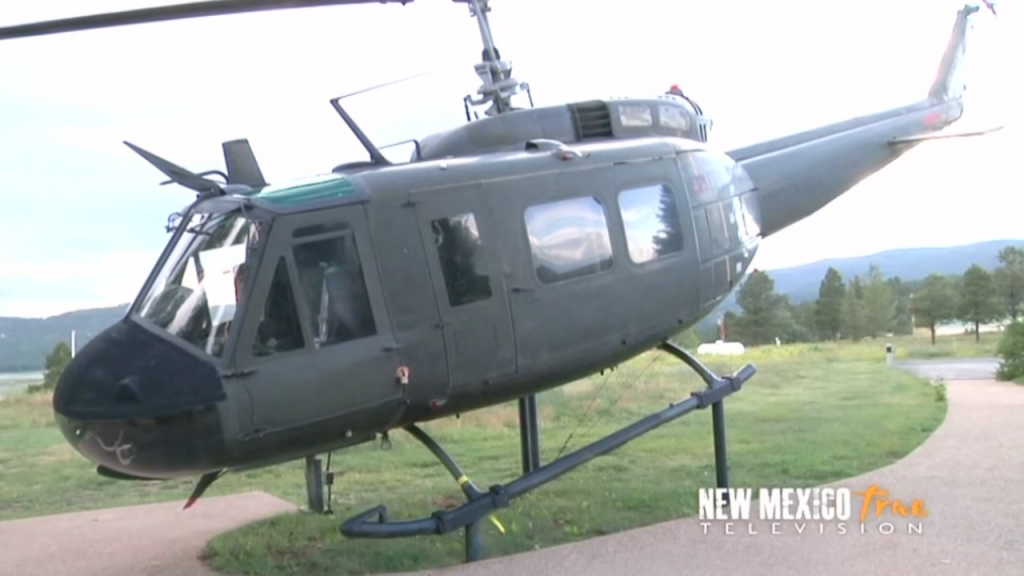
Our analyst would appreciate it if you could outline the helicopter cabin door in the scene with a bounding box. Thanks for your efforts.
[413,184,516,398]
[234,203,404,447]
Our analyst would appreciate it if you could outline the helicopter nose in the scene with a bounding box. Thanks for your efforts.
[53,318,229,479]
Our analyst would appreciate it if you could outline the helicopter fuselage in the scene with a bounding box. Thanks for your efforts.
[53,131,761,479]
[49,0,983,482]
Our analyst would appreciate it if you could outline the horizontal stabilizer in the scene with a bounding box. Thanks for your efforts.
[889,124,1003,145]
[124,141,225,196]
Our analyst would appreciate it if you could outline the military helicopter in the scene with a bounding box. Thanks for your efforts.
[1,0,1000,562]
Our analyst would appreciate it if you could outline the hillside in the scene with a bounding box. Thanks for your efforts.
[767,239,1024,303]
[2,239,1022,372]
[0,305,128,373]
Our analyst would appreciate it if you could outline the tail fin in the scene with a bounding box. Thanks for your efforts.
[891,4,1002,146]
[927,4,980,103]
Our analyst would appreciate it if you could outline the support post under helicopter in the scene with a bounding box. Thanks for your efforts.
[339,342,754,562]
[304,455,327,513]
[518,395,541,474]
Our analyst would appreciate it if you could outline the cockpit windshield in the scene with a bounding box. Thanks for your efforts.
[133,209,263,358]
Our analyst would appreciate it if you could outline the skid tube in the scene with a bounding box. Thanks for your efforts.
[340,341,755,560]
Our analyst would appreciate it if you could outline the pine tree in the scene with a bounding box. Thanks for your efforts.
[813,267,845,340]
[958,264,1001,343]
[731,270,793,345]
[994,246,1024,321]
[42,341,73,392]
[912,274,958,345]
[842,276,868,341]
[862,264,895,338]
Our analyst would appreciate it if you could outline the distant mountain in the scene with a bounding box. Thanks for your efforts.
[766,239,1024,303]
[2,239,1022,372]
[0,305,128,373]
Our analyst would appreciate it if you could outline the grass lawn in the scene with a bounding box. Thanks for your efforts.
[0,333,955,575]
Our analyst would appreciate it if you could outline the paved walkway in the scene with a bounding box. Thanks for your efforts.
[0,491,296,576]
[2,358,1022,576]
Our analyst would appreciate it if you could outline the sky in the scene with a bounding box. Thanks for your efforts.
[0,0,1020,318]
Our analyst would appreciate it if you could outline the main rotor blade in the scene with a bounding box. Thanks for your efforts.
[0,0,414,41]
[124,141,224,195]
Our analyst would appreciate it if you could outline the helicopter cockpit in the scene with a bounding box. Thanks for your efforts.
[132,205,262,359]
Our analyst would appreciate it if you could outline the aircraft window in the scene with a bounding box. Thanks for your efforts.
[706,202,732,255]
[524,196,613,284]
[253,257,305,356]
[135,211,256,358]
[619,104,653,127]
[618,184,684,264]
[659,105,691,131]
[682,151,734,197]
[431,213,493,307]
[292,232,376,347]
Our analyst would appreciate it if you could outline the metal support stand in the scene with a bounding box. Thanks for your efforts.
[659,341,732,503]
[711,401,729,500]
[304,455,325,513]
[464,519,484,563]
[340,342,755,564]
[518,395,541,474]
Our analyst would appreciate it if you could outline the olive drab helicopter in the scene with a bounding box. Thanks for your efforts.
[0,0,1001,562]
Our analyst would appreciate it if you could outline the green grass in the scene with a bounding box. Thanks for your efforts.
[0,334,957,575]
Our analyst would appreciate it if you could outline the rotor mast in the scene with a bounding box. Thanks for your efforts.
[460,0,524,116]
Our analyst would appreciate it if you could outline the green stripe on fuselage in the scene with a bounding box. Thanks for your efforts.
[252,174,357,206]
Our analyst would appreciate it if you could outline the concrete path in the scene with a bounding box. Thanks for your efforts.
[2,358,1022,576]
[396,359,1024,576]
[0,491,296,576]
[893,356,999,381]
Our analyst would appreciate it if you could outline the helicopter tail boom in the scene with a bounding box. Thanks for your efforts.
[729,4,993,239]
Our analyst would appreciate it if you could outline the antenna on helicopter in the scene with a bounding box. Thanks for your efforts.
[457,0,528,117]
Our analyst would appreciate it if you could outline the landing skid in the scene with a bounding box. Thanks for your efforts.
[339,341,755,562]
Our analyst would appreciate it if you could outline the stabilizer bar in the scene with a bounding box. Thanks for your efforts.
[340,358,755,539]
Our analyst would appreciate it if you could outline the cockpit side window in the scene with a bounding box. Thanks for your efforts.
[292,230,377,348]
[252,257,305,356]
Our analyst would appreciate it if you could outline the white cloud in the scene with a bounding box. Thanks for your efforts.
[0,249,159,317]
[1,0,1020,316]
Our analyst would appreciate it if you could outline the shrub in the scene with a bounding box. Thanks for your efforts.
[995,321,1024,381]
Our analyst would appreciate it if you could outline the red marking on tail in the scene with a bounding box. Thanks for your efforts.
[924,111,942,126]
[183,496,199,510]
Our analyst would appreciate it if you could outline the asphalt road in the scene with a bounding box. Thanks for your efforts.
[892,357,999,380]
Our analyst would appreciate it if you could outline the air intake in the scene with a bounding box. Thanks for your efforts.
[568,100,613,140]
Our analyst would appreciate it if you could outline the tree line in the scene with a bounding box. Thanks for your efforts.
[721,246,1024,346]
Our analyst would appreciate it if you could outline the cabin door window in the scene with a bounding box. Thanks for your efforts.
[290,226,377,348]
[430,213,493,307]
[252,257,305,356]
